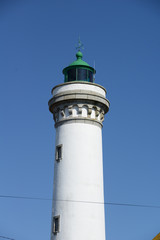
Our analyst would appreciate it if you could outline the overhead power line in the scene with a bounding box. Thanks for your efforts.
[0,236,15,240]
[0,194,160,209]
[0,195,51,201]
[53,198,160,209]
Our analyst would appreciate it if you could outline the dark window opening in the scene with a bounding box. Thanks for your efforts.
[53,216,60,234]
[56,145,62,161]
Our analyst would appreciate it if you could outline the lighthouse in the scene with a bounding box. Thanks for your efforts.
[48,45,110,240]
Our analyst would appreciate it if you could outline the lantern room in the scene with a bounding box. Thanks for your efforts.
[62,51,96,83]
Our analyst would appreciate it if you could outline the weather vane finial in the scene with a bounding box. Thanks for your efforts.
[76,37,84,52]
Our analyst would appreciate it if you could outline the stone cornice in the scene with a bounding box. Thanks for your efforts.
[48,85,110,128]
[48,91,110,115]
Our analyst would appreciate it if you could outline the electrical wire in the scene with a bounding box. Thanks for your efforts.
[53,198,160,209]
[0,236,15,240]
[0,194,160,209]
[0,195,51,201]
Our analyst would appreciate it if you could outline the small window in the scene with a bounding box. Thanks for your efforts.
[53,216,60,234]
[56,145,62,161]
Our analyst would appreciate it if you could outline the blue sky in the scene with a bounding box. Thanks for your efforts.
[0,0,160,239]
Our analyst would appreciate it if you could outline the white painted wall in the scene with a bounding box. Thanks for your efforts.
[52,82,106,97]
[50,82,107,240]
[51,122,106,240]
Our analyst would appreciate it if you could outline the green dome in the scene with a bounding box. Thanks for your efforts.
[63,50,96,83]
[69,56,90,68]
[63,51,95,74]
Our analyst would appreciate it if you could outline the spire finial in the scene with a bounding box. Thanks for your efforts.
[75,37,84,52]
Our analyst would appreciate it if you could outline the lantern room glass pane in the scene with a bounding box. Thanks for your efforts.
[67,69,76,81]
[89,71,93,82]
[77,68,87,81]
[66,68,94,82]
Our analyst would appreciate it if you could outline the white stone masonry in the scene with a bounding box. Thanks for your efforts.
[48,81,109,240]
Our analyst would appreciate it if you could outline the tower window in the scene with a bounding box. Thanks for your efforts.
[56,145,62,161]
[53,216,60,234]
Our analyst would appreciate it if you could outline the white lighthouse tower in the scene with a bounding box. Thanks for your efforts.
[48,46,110,240]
